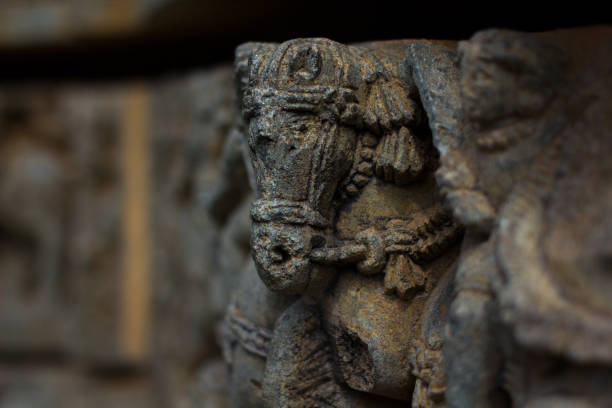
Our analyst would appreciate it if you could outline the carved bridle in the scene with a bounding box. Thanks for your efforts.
[242,86,359,120]
[245,85,361,230]
[310,208,461,276]
[246,87,461,277]
[250,199,330,229]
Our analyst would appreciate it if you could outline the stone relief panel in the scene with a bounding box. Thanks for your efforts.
[439,27,612,408]
[228,26,612,408]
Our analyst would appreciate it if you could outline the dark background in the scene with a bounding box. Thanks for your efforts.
[1,0,608,81]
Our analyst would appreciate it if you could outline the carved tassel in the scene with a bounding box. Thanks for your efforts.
[374,126,428,185]
[383,253,427,299]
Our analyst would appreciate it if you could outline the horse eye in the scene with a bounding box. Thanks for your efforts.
[257,132,274,144]
[248,119,274,146]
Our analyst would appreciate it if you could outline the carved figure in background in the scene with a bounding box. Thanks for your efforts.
[237,38,463,407]
[0,93,73,350]
[232,27,612,408]
[436,27,612,407]
[0,135,68,305]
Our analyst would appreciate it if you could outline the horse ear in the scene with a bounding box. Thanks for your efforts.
[234,42,276,95]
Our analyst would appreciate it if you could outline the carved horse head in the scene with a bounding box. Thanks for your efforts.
[237,38,434,295]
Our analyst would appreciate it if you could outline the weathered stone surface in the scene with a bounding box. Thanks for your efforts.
[236,37,464,407]
[434,27,612,407]
[232,27,612,408]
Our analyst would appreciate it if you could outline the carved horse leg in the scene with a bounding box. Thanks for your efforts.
[444,236,505,408]
[262,298,407,408]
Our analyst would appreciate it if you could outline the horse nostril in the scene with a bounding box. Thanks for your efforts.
[311,234,326,249]
[270,246,290,264]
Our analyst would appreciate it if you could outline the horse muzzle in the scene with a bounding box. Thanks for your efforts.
[250,199,330,295]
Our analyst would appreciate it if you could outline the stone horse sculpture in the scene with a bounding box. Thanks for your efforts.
[225,27,612,408]
[236,38,464,407]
